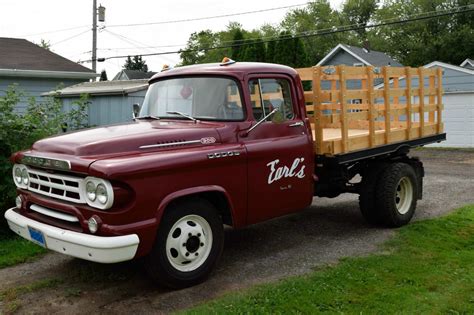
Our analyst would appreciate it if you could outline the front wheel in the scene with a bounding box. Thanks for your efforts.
[144,199,224,288]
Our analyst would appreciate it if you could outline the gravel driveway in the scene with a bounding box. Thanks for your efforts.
[1,148,473,314]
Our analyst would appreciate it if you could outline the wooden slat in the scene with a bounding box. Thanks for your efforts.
[296,67,313,81]
[313,67,323,152]
[429,75,435,123]
[418,67,425,137]
[382,66,391,144]
[366,66,376,147]
[437,67,443,133]
[338,65,349,153]
[405,67,412,140]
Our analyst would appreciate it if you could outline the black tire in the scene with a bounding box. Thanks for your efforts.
[359,164,385,225]
[375,163,418,227]
[144,198,224,289]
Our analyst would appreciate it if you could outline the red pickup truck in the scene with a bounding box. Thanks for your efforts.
[5,60,445,288]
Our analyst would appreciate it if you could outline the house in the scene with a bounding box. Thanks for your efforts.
[424,61,474,147]
[460,58,474,70]
[0,37,98,113]
[44,79,149,126]
[112,69,157,80]
[317,43,403,67]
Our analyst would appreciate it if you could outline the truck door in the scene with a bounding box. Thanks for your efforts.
[243,75,314,224]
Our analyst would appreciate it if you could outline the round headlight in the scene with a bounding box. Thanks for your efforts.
[21,169,29,185]
[96,184,108,204]
[14,167,22,184]
[86,181,97,201]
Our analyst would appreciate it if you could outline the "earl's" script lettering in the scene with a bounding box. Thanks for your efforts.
[266,158,306,184]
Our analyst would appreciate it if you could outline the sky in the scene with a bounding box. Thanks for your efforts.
[0,0,344,78]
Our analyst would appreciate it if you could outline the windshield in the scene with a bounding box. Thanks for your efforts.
[140,77,244,121]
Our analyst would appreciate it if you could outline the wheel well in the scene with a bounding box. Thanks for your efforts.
[166,191,234,227]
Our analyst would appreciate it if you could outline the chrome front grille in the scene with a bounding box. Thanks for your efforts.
[27,167,85,204]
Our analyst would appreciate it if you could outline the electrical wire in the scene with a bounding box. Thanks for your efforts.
[77,5,473,63]
[106,2,311,28]
[50,29,90,47]
[20,25,89,37]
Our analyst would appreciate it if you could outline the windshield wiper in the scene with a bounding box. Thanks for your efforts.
[135,115,160,120]
[166,111,197,123]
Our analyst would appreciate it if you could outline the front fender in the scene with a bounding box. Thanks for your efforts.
[155,185,239,227]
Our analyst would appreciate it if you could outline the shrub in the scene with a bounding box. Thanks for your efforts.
[0,85,89,237]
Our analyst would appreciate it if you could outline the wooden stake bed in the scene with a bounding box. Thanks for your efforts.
[297,65,445,156]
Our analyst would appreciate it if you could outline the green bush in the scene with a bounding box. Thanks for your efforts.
[0,85,89,237]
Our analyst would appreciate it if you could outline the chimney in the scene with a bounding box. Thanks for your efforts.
[363,40,370,53]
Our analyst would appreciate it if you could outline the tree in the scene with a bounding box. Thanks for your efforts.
[37,39,51,50]
[231,28,245,60]
[123,55,148,72]
[273,32,309,68]
[342,0,379,40]
[99,70,108,81]
[241,38,266,62]
[371,0,474,66]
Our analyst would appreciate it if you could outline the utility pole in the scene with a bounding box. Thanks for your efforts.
[92,0,98,73]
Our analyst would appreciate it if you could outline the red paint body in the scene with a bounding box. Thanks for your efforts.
[12,63,316,258]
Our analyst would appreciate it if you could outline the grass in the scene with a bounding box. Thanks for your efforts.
[0,278,61,314]
[0,235,47,269]
[184,205,474,314]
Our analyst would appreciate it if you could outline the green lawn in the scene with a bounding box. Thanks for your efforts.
[0,235,46,269]
[185,205,474,314]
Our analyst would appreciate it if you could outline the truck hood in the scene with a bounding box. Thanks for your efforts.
[31,120,222,158]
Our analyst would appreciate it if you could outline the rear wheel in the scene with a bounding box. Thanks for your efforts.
[375,163,418,227]
[144,199,224,288]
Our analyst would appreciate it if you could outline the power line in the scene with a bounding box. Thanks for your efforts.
[106,2,311,28]
[79,5,473,63]
[50,29,90,47]
[21,25,89,37]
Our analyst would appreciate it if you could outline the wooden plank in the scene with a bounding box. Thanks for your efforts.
[405,67,413,140]
[296,67,313,81]
[304,91,313,103]
[418,67,425,137]
[366,66,376,147]
[338,65,349,153]
[437,67,443,133]
[393,77,399,122]
[382,66,391,144]
[313,67,323,153]
[429,75,436,123]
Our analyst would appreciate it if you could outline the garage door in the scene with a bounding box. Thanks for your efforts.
[432,92,474,147]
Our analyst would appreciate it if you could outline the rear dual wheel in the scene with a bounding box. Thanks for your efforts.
[144,199,224,289]
[359,162,418,227]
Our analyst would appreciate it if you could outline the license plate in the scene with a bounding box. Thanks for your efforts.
[28,226,47,248]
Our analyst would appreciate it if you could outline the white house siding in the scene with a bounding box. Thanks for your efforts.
[0,77,85,114]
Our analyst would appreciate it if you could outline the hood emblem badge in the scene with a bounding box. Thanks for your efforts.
[200,137,216,144]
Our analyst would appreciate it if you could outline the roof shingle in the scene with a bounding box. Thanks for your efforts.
[0,37,94,73]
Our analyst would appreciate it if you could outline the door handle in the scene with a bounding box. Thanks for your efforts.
[288,121,304,127]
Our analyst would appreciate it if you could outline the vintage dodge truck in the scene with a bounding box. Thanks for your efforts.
[5,59,445,288]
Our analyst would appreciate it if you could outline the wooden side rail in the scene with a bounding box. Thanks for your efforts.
[297,65,444,155]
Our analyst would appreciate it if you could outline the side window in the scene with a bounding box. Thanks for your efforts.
[248,78,295,122]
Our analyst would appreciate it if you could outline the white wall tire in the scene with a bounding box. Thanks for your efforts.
[144,198,224,289]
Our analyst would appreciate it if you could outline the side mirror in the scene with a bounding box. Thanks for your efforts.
[133,103,141,119]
